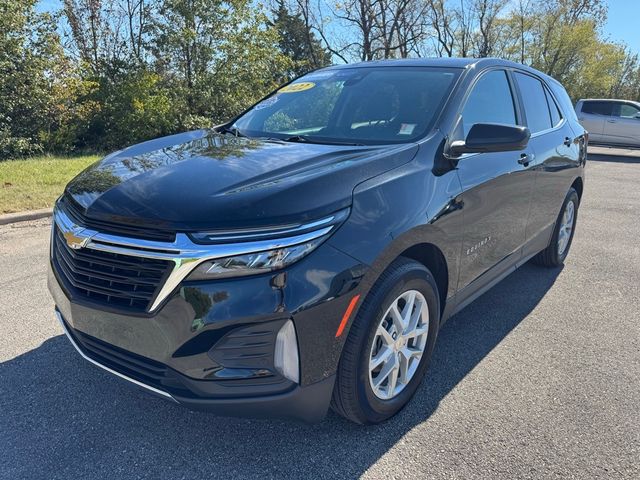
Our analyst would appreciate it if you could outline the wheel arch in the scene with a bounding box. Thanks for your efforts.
[347,226,457,324]
[571,176,584,201]
[398,243,448,317]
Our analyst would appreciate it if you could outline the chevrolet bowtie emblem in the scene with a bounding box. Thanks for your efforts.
[63,228,92,250]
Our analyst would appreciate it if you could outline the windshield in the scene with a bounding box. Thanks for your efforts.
[231,67,461,145]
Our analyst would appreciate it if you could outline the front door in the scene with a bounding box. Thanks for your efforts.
[603,102,640,146]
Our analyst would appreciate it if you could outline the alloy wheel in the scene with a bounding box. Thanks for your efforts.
[557,199,575,256]
[368,289,429,400]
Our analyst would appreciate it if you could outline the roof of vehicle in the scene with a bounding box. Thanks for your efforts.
[322,57,540,72]
[323,57,482,69]
[577,98,640,104]
[321,57,562,86]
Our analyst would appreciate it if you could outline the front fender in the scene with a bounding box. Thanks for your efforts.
[327,147,465,320]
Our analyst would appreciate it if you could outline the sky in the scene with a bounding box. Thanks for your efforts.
[38,0,640,56]
[603,0,640,53]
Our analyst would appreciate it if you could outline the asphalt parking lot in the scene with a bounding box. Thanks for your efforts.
[1,149,639,479]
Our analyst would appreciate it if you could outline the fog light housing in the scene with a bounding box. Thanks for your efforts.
[274,320,300,383]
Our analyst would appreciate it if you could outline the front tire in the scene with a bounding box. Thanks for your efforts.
[331,257,440,424]
[532,187,579,267]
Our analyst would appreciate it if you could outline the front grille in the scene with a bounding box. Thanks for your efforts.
[52,225,173,312]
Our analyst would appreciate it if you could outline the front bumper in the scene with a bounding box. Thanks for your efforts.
[49,237,366,421]
[55,308,335,422]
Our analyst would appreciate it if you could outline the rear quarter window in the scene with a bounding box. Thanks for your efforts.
[545,88,563,127]
[546,80,578,122]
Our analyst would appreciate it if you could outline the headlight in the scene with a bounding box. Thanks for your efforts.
[186,236,326,280]
[185,208,349,281]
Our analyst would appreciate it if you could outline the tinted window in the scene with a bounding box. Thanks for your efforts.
[549,81,579,122]
[545,88,562,127]
[233,67,460,145]
[514,72,552,133]
[581,101,613,116]
[462,70,516,136]
[615,103,640,119]
[263,82,342,132]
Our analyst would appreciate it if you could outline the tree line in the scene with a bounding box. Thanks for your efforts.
[1,0,638,160]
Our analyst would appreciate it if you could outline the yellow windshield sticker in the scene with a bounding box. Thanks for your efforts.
[279,82,315,93]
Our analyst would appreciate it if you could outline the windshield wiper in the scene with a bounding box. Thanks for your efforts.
[283,135,310,143]
[218,125,246,137]
[282,135,364,146]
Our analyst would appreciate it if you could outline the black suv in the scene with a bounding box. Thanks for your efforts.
[49,58,586,424]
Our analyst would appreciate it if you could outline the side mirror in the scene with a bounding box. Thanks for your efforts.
[449,123,530,156]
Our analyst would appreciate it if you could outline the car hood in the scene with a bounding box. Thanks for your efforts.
[63,130,419,232]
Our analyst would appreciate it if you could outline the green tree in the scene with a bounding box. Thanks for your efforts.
[0,0,67,159]
[270,0,332,78]
[85,68,178,151]
[153,0,292,126]
[495,0,632,100]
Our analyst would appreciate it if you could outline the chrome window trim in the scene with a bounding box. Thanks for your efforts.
[530,118,567,139]
[52,206,339,312]
[55,310,177,401]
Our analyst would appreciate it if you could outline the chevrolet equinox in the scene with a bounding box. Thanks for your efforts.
[49,58,587,424]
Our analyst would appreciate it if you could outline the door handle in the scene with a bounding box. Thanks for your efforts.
[518,153,531,166]
[606,119,617,123]
[564,137,572,147]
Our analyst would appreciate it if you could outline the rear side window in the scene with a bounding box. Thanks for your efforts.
[462,70,516,136]
[545,88,563,127]
[514,72,552,133]
[581,101,613,116]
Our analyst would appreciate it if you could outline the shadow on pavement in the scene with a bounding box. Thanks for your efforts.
[1,264,561,479]
[588,148,640,164]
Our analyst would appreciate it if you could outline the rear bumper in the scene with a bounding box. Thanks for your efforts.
[56,308,336,422]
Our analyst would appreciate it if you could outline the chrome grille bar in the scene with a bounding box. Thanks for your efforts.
[53,205,340,312]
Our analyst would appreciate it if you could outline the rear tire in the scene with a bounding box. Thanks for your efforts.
[532,187,579,268]
[331,257,440,424]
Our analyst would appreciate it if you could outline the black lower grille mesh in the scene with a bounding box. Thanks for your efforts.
[52,226,172,312]
[75,327,168,382]
[66,323,192,397]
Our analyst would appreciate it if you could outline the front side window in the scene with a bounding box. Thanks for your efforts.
[462,70,516,136]
[233,67,460,145]
[582,101,613,116]
[615,103,640,119]
[514,72,552,133]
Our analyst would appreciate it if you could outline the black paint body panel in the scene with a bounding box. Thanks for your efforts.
[64,131,418,232]
[49,58,586,421]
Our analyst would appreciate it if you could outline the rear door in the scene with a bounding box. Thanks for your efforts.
[454,69,534,292]
[512,71,581,257]
[576,101,612,143]
[603,102,640,146]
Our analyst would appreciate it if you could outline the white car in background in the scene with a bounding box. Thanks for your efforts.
[575,99,640,147]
